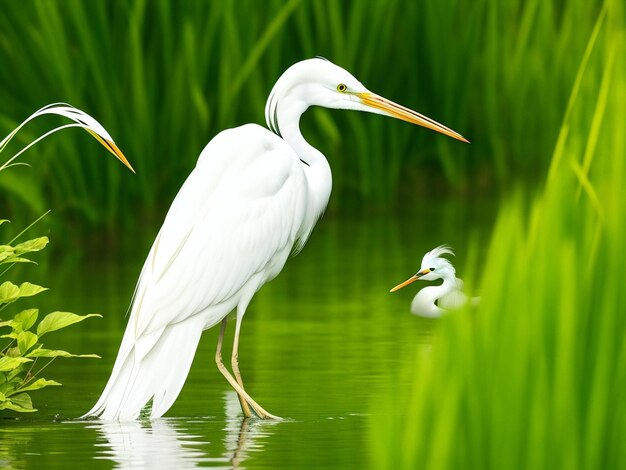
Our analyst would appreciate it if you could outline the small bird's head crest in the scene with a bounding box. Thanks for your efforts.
[418,245,456,279]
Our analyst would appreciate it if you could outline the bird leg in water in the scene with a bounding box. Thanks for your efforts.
[215,318,280,420]
[231,317,252,418]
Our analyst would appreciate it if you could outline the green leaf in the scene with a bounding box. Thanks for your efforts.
[13,237,49,255]
[6,365,24,381]
[0,374,19,396]
[0,246,15,263]
[26,347,100,359]
[0,281,20,304]
[0,282,44,305]
[37,312,101,336]
[17,282,47,298]
[0,384,14,396]
[0,220,9,227]
[10,392,33,408]
[16,378,61,393]
[0,356,31,372]
[4,347,21,357]
[0,377,20,395]
[0,402,34,412]
[17,331,37,354]
[2,257,36,265]
[0,392,5,401]
[26,348,71,358]
[14,309,38,331]
[0,401,37,412]
[0,393,36,412]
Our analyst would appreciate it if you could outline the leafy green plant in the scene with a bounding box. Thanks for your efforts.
[0,225,100,413]
[0,100,130,415]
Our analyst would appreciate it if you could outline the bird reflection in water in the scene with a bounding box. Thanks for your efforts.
[89,391,279,468]
[222,391,280,468]
[89,419,206,468]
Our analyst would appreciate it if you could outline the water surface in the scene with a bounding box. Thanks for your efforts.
[0,200,495,468]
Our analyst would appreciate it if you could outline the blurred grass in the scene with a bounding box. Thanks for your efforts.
[0,0,602,231]
[372,1,626,468]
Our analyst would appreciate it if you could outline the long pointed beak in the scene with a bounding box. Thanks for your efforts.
[390,275,419,293]
[86,129,136,173]
[358,92,469,143]
[389,269,431,293]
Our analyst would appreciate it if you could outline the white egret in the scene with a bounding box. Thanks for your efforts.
[85,58,468,421]
[390,245,479,318]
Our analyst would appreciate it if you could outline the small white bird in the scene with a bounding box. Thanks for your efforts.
[390,245,478,318]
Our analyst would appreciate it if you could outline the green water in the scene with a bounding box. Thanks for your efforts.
[0,200,495,469]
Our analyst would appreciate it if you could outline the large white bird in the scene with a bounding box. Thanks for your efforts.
[390,245,479,317]
[85,58,468,421]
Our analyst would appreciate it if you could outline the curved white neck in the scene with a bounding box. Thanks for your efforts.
[411,278,457,318]
[266,92,332,225]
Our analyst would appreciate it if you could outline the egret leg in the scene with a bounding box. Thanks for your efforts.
[215,318,280,420]
[231,316,252,418]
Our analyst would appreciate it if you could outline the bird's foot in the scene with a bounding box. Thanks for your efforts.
[249,404,281,420]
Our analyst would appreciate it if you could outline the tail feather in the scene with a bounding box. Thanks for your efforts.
[82,326,139,419]
[83,315,205,420]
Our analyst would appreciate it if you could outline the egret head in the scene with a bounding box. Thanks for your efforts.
[266,58,468,142]
[390,245,456,292]
[416,245,456,280]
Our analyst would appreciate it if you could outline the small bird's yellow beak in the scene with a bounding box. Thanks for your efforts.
[86,129,136,173]
[358,92,469,143]
[389,269,431,293]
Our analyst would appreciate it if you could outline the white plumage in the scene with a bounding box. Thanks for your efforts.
[391,245,479,318]
[85,58,467,420]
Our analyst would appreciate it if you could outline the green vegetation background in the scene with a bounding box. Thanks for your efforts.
[0,0,601,230]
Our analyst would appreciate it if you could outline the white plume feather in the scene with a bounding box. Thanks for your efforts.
[421,245,455,265]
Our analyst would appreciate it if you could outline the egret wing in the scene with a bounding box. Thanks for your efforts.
[128,124,307,340]
[438,279,469,310]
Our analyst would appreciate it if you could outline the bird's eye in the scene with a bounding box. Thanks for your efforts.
[430,267,435,271]
[337,83,347,92]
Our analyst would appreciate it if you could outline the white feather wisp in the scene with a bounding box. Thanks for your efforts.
[0,103,134,173]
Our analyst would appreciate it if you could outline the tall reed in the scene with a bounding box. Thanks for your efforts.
[372,2,626,468]
[0,0,602,229]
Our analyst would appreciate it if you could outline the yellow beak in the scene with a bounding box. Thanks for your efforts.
[389,269,431,293]
[86,129,136,173]
[358,92,469,143]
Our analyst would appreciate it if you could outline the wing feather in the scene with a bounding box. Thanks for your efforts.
[128,124,307,341]
[438,279,469,310]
